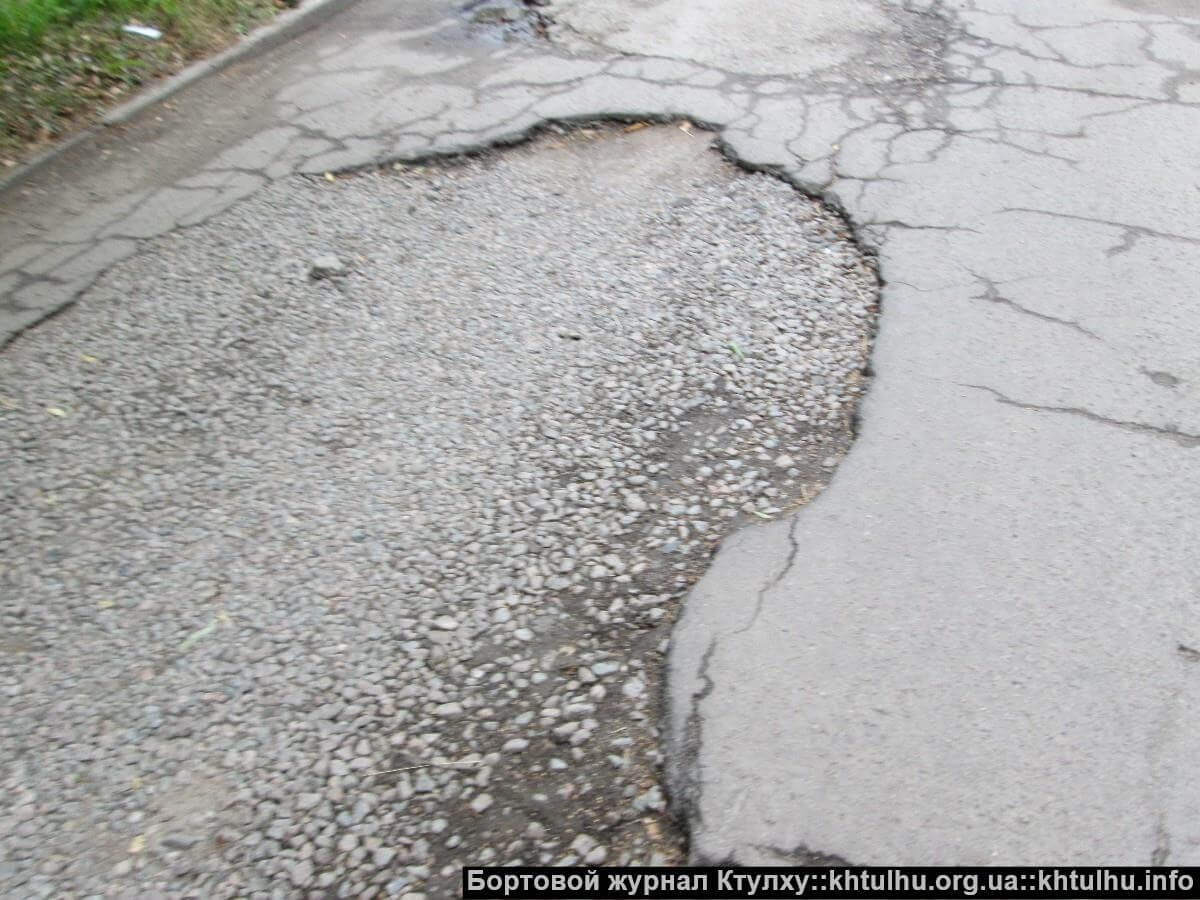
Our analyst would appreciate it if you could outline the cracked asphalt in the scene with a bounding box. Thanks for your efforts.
[3,0,1200,879]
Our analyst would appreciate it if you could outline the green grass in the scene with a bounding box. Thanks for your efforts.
[2,0,193,52]
[0,0,282,54]
[0,0,281,164]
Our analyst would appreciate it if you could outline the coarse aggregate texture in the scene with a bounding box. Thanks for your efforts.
[0,124,877,896]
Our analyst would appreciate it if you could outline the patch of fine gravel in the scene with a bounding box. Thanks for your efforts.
[0,125,878,897]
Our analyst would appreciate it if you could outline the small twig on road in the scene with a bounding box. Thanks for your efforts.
[366,761,480,779]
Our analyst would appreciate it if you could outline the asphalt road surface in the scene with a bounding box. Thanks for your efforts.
[2,0,1200,892]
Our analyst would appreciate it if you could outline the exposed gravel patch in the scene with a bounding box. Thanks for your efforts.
[0,124,877,897]
[460,0,552,42]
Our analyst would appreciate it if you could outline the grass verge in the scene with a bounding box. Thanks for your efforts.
[1,0,287,167]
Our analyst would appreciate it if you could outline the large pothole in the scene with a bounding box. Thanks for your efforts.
[0,123,877,897]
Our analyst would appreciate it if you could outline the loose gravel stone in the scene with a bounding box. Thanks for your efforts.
[308,254,347,279]
[0,124,876,897]
[289,859,314,887]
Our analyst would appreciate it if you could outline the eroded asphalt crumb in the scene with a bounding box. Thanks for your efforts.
[0,125,878,898]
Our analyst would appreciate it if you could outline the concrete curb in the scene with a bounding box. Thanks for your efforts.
[0,0,358,194]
